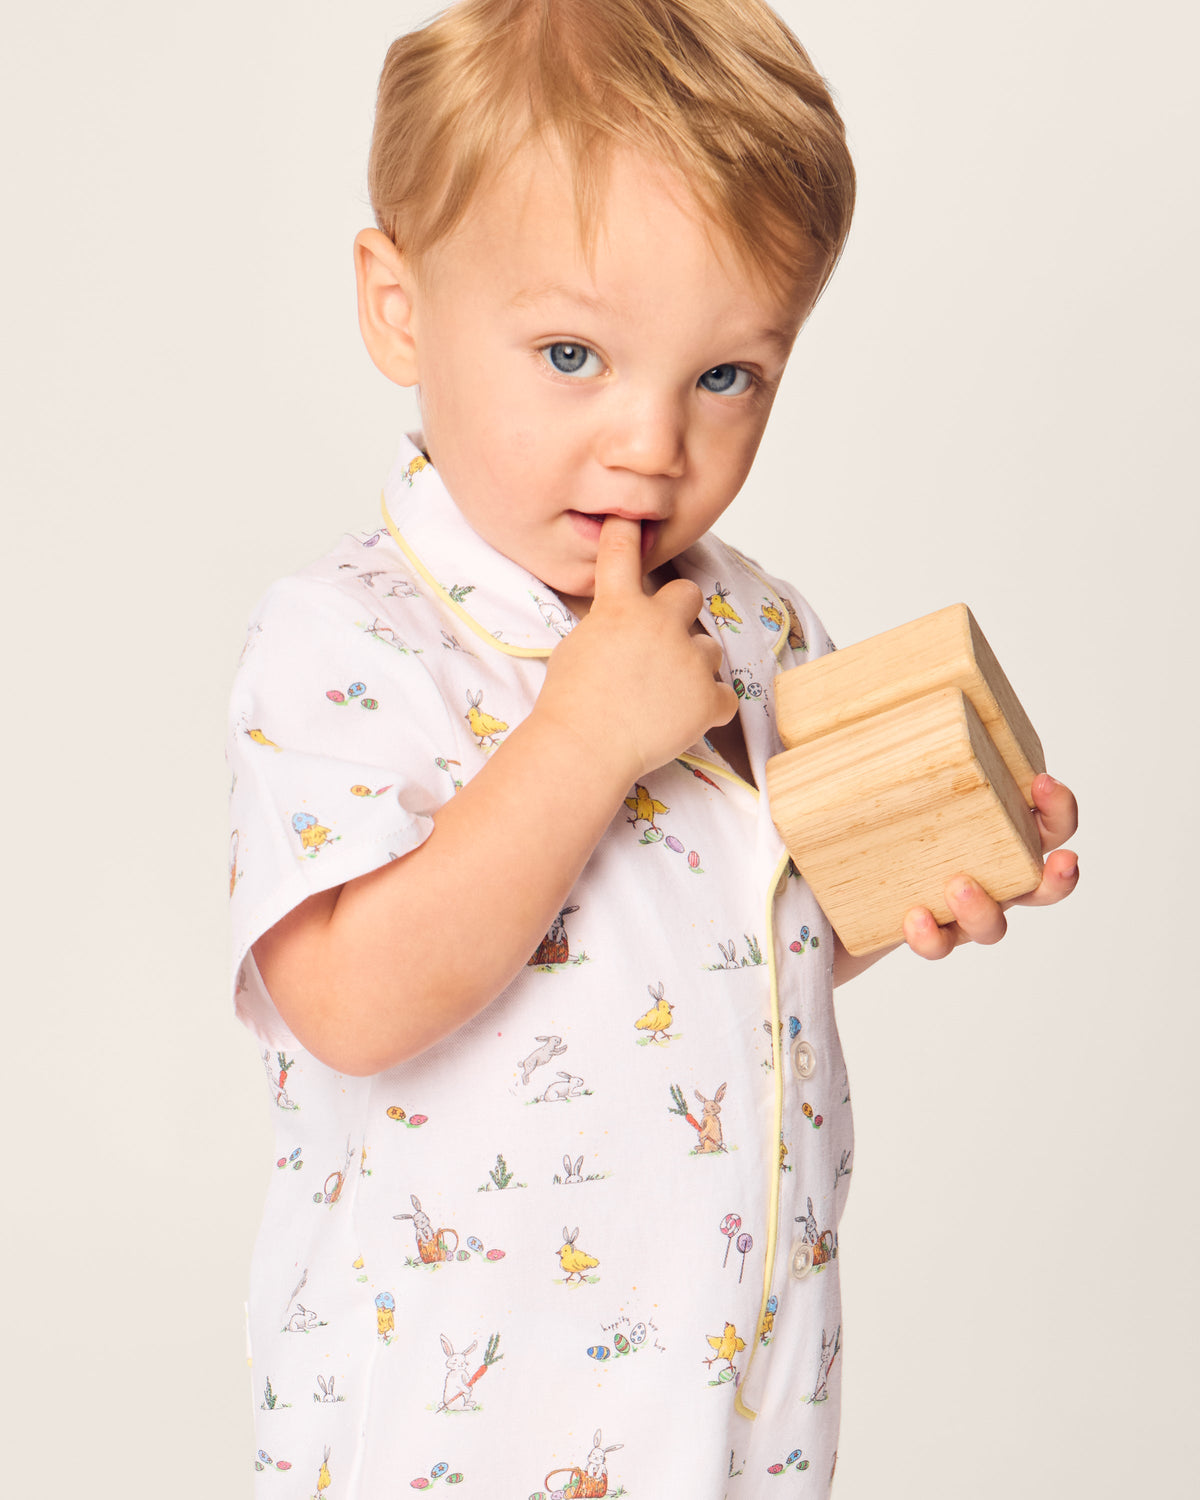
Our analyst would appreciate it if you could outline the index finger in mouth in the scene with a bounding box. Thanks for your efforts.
[592,514,648,598]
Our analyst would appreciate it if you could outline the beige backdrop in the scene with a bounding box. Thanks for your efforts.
[4,1,1196,1495]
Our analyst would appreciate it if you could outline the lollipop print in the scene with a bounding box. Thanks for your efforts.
[719,1213,742,1268]
[736,1232,753,1283]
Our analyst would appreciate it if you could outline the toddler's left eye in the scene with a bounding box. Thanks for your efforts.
[698,364,753,395]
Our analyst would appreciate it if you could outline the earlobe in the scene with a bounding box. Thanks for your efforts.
[353,228,421,387]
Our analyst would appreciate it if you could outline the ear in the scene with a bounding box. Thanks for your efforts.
[354,228,421,387]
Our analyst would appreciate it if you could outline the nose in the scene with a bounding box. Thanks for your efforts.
[596,388,687,479]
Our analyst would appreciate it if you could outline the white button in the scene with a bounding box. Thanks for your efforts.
[792,1038,816,1079]
[791,1240,814,1279]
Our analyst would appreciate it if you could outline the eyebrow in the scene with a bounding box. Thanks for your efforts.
[508,283,616,315]
[510,283,797,360]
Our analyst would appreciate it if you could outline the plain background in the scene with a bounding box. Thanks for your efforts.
[4,1,1196,1494]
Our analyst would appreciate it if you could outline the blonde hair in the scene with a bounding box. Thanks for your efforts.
[366,0,855,291]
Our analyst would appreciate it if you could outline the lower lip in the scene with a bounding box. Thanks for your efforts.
[568,511,660,560]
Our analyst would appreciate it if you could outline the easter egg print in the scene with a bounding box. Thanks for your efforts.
[327,682,378,709]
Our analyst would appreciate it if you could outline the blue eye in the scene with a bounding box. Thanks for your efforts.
[699,364,753,395]
[542,342,603,377]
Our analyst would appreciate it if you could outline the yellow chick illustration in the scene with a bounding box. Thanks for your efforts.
[705,1322,747,1373]
[316,1445,332,1496]
[760,601,785,632]
[246,727,282,752]
[292,812,334,852]
[706,585,742,626]
[557,1225,599,1284]
[634,982,674,1043]
[404,454,428,484]
[779,1134,789,1170]
[374,1291,395,1339]
[624,784,669,826]
[465,689,508,748]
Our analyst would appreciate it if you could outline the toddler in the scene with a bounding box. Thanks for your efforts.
[227,1,1078,1494]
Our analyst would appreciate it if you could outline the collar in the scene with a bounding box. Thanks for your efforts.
[378,432,791,675]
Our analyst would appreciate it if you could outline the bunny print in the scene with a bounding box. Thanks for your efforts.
[695,1083,727,1153]
[540,1071,586,1103]
[439,1335,479,1412]
[520,1034,568,1084]
[585,1428,625,1482]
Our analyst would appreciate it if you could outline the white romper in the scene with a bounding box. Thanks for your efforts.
[227,433,854,1499]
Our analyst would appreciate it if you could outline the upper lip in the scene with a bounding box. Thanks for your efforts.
[571,509,665,523]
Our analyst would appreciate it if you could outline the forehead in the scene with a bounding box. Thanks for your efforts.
[423,140,821,334]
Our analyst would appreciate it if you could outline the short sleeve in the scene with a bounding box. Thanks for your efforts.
[226,575,458,1042]
[724,544,836,662]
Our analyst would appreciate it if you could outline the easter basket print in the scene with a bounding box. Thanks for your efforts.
[545,1467,608,1498]
[417,1228,459,1264]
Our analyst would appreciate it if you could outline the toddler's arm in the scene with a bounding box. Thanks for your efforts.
[253,518,738,1075]
[832,773,1080,985]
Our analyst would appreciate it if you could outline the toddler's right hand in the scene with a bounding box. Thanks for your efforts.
[536,516,739,784]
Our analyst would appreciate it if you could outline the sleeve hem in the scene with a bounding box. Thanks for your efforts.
[229,812,436,1044]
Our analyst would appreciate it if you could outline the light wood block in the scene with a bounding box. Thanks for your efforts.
[765,606,1047,955]
[773,603,1044,800]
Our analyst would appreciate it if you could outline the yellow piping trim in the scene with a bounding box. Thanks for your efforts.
[380,490,553,660]
[733,846,792,1421]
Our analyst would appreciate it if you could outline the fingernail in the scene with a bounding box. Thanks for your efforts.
[1062,859,1078,879]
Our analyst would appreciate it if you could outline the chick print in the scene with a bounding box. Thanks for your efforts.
[375,1291,395,1343]
[759,599,785,632]
[556,1225,600,1285]
[402,453,428,485]
[624,783,669,829]
[315,1444,332,1497]
[706,584,742,630]
[245,727,283,752]
[705,1322,747,1381]
[758,1294,778,1344]
[292,811,339,857]
[465,689,508,750]
[634,981,675,1044]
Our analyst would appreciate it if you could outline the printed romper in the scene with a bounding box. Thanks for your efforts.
[227,433,854,1498]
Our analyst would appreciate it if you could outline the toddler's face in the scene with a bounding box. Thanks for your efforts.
[404,144,824,618]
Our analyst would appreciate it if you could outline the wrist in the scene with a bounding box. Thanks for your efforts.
[521,702,640,797]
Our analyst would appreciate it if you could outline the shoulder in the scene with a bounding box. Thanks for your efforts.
[706,535,836,663]
[233,527,441,674]
[228,532,458,744]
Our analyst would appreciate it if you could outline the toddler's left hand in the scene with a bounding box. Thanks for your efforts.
[902,773,1079,959]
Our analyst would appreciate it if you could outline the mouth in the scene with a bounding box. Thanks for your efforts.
[567,510,662,560]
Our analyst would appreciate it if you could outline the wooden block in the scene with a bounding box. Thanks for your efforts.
[765,605,1048,955]
[773,603,1045,801]
[766,687,1045,955]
